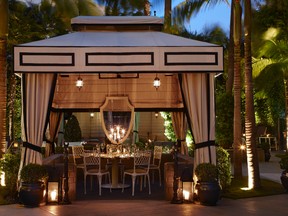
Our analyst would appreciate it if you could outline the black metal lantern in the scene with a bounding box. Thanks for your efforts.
[46,166,63,205]
[46,181,60,204]
[180,166,194,203]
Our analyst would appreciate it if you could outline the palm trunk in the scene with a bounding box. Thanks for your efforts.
[233,0,243,178]
[144,0,150,16]
[285,79,288,151]
[164,0,171,32]
[244,0,261,189]
[0,0,8,157]
[226,0,234,94]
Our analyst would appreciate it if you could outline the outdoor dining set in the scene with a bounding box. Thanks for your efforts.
[71,144,163,196]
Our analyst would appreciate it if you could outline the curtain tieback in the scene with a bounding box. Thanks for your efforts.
[23,142,42,153]
[195,140,216,149]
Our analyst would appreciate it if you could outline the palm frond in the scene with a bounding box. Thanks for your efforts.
[252,57,274,78]
[254,62,284,92]
[77,0,104,16]
[171,0,228,27]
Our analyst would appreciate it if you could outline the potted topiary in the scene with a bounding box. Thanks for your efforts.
[279,155,288,192]
[19,163,48,207]
[195,162,221,206]
[259,142,271,162]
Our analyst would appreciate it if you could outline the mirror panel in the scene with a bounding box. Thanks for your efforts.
[100,97,134,144]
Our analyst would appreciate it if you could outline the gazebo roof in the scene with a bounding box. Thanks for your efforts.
[18,31,214,47]
[71,15,164,25]
[14,16,223,73]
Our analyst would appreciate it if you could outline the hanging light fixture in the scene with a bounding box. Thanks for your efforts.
[153,74,160,90]
[76,74,83,90]
[109,125,126,144]
[155,111,159,118]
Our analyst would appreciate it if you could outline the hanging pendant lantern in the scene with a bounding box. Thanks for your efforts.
[76,75,83,90]
[153,74,160,90]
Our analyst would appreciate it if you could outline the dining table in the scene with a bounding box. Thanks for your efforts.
[101,151,132,189]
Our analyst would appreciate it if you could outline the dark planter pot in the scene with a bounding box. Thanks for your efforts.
[196,181,221,206]
[264,151,271,162]
[19,182,45,207]
[280,170,288,192]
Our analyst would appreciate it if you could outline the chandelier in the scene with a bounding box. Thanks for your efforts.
[109,125,126,144]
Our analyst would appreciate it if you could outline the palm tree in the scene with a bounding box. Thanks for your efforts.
[233,0,243,178]
[244,0,261,188]
[226,0,234,93]
[0,0,8,157]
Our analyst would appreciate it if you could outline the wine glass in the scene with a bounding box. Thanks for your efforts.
[100,143,106,153]
[94,145,100,154]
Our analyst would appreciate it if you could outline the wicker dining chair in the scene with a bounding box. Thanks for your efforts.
[140,146,163,186]
[122,150,151,196]
[83,152,111,196]
[149,145,163,186]
[72,145,85,173]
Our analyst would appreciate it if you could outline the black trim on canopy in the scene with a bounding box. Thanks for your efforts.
[23,142,42,154]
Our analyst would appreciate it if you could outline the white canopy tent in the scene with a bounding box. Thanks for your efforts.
[14,16,223,173]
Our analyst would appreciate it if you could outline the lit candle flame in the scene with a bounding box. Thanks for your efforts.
[183,190,190,200]
[50,190,58,201]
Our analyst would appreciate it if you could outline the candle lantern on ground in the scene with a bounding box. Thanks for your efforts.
[46,166,63,205]
[180,166,194,203]
[46,181,60,204]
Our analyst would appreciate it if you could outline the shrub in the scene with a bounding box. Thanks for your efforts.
[279,155,288,171]
[0,152,21,203]
[20,163,48,183]
[215,92,234,149]
[195,163,218,182]
[64,114,82,141]
[217,147,232,191]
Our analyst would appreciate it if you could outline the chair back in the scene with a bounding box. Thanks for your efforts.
[72,145,84,165]
[153,146,162,164]
[83,152,101,173]
[134,151,151,172]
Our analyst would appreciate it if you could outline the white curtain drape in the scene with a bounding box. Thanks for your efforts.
[180,73,216,170]
[171,112,188,155]
[20,73,56,167]
[45,111,63,157]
